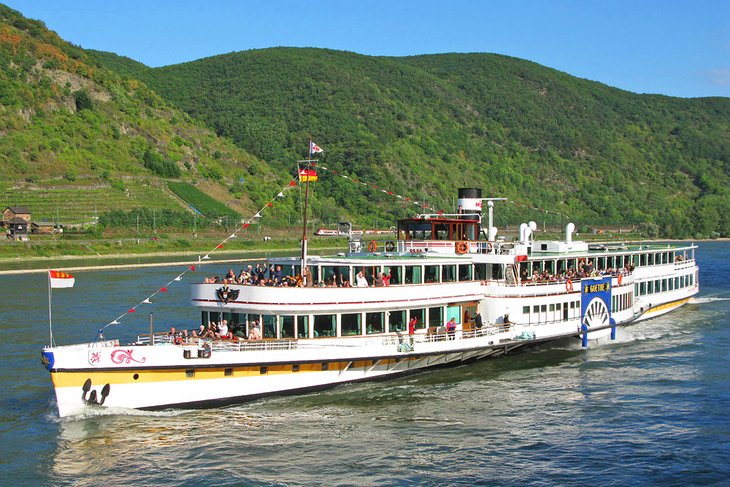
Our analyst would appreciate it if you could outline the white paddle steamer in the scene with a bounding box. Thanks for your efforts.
[42,188,699,417]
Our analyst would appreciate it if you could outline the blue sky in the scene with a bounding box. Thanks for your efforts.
[6,0,730,98]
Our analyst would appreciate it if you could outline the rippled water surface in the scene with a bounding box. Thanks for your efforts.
[1,242,729,485]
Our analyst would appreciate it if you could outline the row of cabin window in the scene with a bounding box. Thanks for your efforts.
[203,304,475,339]
[612,292,634,313]
[276,263,501,285]
[521,301,581,325]
[635,274,694,296]
[272,250,692,286]
[522,250,691,275]
[519,291,635,325]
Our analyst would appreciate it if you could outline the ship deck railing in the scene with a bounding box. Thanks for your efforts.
[134,324,513,352]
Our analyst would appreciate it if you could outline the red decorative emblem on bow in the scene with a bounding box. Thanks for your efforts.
[111,349,147,365]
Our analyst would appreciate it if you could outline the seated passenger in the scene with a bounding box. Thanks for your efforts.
[248,321,262,340]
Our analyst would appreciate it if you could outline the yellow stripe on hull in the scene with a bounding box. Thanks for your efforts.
[51,358,405,388]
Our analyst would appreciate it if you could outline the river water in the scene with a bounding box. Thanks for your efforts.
[0,242,728,485]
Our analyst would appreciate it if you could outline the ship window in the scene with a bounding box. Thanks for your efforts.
[473,263,487,280]
[424,265,439,283]
[366,312,385,334]
[262,315,277,339]
[385,266,402,285]
[410,308,426,329]
[389,310,406,332]
[533,305,539,313]
[280,315,295,339]
[186,369,195,378]
[321,363,329,371]
[428,307,443,327]
[292,364,300,372]
[341,313,362,336]
[260,367,268,375]
[442,265,456,282]
[640,254,647,266]
[405,265,422,284]
[549,304,555,312]
[322,265,350,286]
[488,264,500,280]
[523,306,530,314]
[297,315,309,338]
[640,282,646,295]
[458,264,472,281]
[314,314,336,337]
[541,305,547,313]
[224,368,233,377]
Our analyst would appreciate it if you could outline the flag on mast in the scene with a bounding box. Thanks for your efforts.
[299,168,319,182]
[309,141,323,155]
[49,270,75,288]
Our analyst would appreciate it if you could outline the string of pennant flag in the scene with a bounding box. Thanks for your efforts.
[96,143,619,338]
[98,175,302,338]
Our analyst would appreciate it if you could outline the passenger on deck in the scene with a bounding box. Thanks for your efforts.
[224,269,236,283]
[375,273,385,287]
[446,317,457,340]
[408,316,417,344]
[356,271,368,287]
[219,320,230,339]
[475,312,483,329]
[248,321,262,340]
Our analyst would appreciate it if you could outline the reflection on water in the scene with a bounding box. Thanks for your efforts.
[2,242,729,485]
[48,310,714,485]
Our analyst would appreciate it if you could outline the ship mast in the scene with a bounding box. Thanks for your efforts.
[299,140,317,273]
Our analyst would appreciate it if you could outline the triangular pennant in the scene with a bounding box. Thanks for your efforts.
[190,265,196,271]
[289,180,297,187]
[128,309,136,313]
[160,287,168,292]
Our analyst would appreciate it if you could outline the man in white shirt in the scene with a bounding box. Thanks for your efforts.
[356,271,368,287]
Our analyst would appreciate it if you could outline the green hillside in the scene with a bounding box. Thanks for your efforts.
[0,5,279,226]
[2,2,729,240]
[130,47,730,237]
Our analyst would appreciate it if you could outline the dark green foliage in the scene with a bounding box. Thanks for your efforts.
[135,47,730,238]
[1,4,729,239]
[167,181,240,219]
[74,89,93,111]
[99,208,205,229]
[143,149,180,178]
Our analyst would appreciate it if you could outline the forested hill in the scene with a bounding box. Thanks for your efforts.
[3,0,729,238]
[0,5,279,220]
[121,47,729,237]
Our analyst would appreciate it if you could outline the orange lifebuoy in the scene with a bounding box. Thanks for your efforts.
[455,241,468,254]
[566,279,573,292]
[618,273,623,285]
[368,240,377,253]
